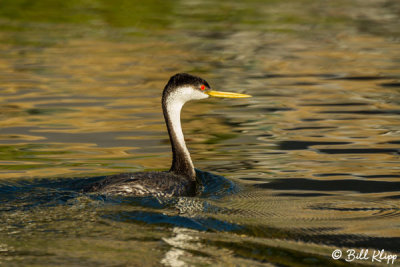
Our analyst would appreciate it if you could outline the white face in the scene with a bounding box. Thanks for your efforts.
[168,85,209,106]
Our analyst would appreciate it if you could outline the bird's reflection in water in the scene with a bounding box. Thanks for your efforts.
[161,227,201,267]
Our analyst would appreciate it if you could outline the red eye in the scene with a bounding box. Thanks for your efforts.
[200,85,205,90]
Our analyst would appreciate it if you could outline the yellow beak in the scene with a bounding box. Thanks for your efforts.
[206,90,251,98]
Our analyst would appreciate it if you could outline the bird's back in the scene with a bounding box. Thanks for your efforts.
[84,171,197,197]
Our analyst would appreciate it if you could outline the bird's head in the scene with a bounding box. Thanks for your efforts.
[163,73,251,105]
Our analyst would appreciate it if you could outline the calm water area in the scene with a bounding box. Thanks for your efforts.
[0,0,400,266]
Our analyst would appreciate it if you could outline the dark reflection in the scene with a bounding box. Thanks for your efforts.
[239,177,266,182]
[248,73,341,79]
[263,107,294,112]
[301,118,324,122]
[255,178,400,194]
[276,192,332,197]
[385,195,400,199]
[318,148,400,155]
[310,205,398,213]
[251,92,292,97]
[314,173,350,177]
[301,102,369,106]
[103,211,242,232]
[284,126,336,131]
[233,106,294,113]
[250,73,398,81]
[328,75,396,81]
[320,110,400,115]
[277,141,351,150]
[360,175,400,179]
[292,82,318,86]
[381,82,400,88]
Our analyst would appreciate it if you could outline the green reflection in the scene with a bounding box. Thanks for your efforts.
[0,0,175,29]
[0,144,67,161]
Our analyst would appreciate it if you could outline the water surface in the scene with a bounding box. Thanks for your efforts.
[0,0,400,266]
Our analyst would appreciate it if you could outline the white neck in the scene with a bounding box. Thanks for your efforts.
[166,98,194,167]
[163,86,208,178]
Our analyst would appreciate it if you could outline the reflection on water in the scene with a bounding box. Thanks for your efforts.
[1,0,400,266]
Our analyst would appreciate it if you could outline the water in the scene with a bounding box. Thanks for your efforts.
[1,0,400,266]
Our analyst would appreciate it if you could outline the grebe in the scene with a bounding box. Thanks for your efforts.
[85,73,251,196]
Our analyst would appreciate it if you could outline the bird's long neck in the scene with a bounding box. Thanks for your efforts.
[162,92,196,180]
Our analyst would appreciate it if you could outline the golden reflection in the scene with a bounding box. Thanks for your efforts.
[0,2,400,264]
